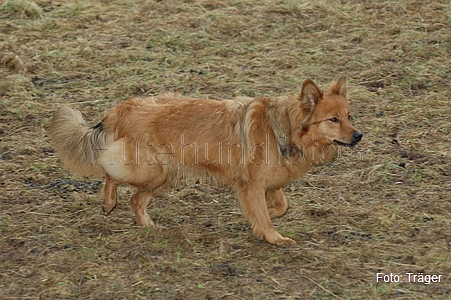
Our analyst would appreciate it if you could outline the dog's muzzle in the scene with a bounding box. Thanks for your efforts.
[334,132,363,147]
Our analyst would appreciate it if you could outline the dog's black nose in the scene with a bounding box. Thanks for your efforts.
[353,132,363,142]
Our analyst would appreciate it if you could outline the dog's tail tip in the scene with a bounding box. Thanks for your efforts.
[49,107,106,178]
[50,106,85,126]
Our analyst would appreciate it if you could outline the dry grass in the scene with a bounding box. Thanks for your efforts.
[1,0,43,18]
[1,0,451,298]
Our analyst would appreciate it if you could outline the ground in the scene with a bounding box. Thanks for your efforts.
[1,0,451,299]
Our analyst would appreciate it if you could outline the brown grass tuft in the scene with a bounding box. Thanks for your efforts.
[1,0,43,18]
[0,51,26,73]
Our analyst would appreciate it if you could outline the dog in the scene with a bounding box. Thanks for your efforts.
[49,76,362,245]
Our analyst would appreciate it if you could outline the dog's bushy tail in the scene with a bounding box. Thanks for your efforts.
[49,107,111,178]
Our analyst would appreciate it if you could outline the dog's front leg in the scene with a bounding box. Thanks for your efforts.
[266,188,289,218]
[235,181,295,245]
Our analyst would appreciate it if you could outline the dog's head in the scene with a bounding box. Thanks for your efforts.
[298,76,362,147]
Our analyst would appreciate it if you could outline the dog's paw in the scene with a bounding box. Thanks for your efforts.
[136,214,156,227]
[263,229,296,246]
[268,207,288,218]
[273,236,296,246]
[103,203,116,216]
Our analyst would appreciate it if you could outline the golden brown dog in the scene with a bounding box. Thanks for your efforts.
[49,76,362,245]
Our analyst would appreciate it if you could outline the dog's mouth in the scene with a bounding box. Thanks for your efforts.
[333,132,363,147]
[334,140,358,147]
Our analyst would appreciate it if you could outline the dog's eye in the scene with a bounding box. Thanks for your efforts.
[348,115,352,120]
[330,117,339,123]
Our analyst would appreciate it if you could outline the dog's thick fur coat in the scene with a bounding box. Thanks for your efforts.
[49,76,362,245]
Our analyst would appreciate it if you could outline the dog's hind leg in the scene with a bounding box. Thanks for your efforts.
[130,190,155,227]
[266,188,289,218]
[103,173,119,216]
[235,181,295,245]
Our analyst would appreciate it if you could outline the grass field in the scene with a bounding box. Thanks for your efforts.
[1,0,451,298]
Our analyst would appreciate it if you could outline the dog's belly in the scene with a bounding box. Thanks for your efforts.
[97,138,241,187]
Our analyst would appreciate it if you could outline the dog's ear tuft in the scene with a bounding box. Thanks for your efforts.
[299,79,323,108]
[330,75,347,97]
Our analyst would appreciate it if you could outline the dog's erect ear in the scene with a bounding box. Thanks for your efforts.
[299,79,323,108]
[330,75,347,97]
